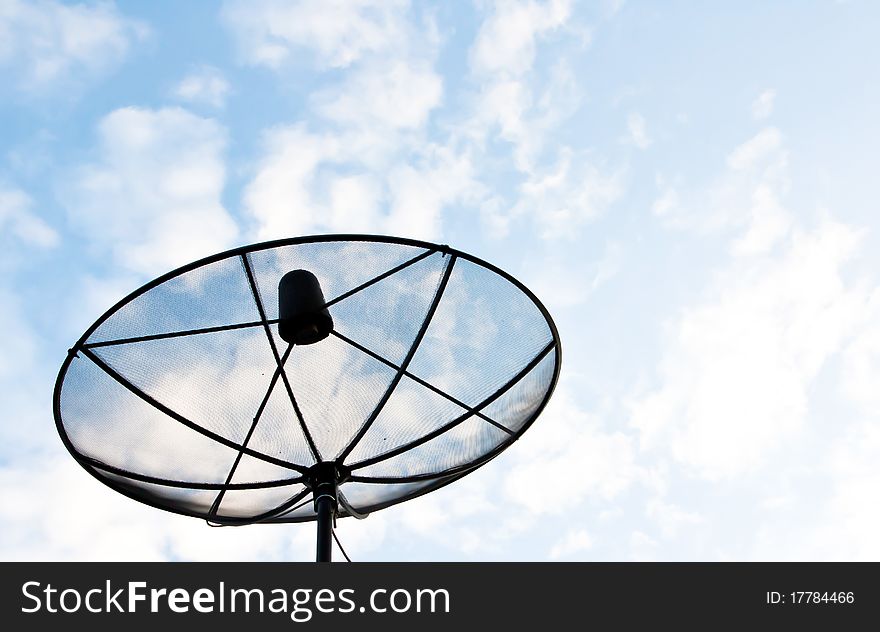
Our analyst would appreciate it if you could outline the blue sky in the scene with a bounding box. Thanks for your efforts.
[1,0,879,561]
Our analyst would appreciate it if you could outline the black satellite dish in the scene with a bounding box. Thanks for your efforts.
[54,235,560,561]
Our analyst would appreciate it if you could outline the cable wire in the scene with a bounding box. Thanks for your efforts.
[332,528,352,562]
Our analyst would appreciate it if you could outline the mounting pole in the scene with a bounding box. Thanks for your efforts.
[315,495,334,562]
[310,462,339,563]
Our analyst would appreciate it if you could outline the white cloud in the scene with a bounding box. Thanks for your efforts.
[0,0,148,93]
[242,125,374,239]
[312,58,442,130]
[387,145,478,238]
[0,288,38,381]
[0,285,56,454]
[749,418,880,561]
[238,0,601,245]
[243,124,477,243]
[525,241,621,309]
[385,465,549,559]
[67,273,141,339]
[396,474,500,556]
[464,6,618,241]
[751,89,776,120]
[470,0,572,77]
[0,455,318,561]
[641,124,879,556]
[503,385,638,515]
[467,48,582,175]
[724,129,792,255]
[727,127,782,171]
[720,284,880,561]
[0,185,59,248]
[839,288,880,416]
[730,183,791,257]
[625,112,651,149]
[816,421,880,559]
[63,106,238,276]
[221,0,410,69]
[651,182,678,218]
[603,0,626,17]
[630,219,864,479]
[236,0,475,242]
[173,66,230,108]
[485,81,527,135]
[468,58,581,174]
[646,499,703,538]
[655,127,792,256]
[630,530,658,561]
[549,528,592,559]
[514,149,624,239]
[0,185,59,454]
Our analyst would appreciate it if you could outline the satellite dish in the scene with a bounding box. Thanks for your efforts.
[54,235,561,561]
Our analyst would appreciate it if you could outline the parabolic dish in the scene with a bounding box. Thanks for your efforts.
[54,235,561,525]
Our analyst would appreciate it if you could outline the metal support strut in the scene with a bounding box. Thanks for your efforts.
[310,462,340,562]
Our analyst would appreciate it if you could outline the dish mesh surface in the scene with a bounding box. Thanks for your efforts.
[55,236,560,524]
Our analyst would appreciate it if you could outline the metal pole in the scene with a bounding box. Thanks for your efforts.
[315,495,334,562]
[310,461,339,563]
